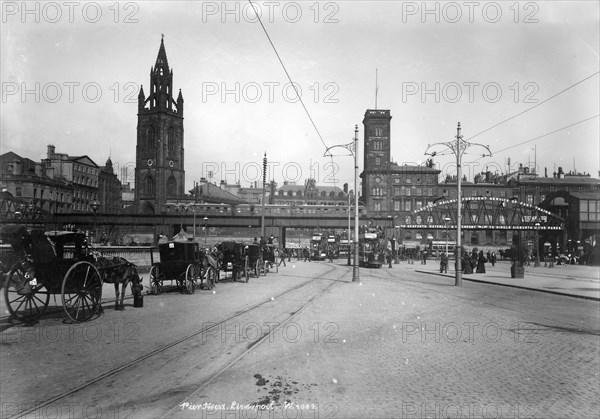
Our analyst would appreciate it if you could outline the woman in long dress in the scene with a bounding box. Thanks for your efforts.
[476,250,486,273]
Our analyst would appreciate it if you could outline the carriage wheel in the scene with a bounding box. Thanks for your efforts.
[62,261,102,323]
[244,256,250,283]
[149,265,163,295]
[185,264,196,294]
[4,267,50,322]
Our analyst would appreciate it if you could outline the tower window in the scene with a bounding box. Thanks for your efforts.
[144,175,155,195]
[375,157,381,166]
[147,127,156,150]
[167,128,175,152]
[167,176,177,196]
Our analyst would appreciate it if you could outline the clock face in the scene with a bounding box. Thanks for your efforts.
[147,159,153,167]
[169,160,174,168]
[375,177,381,183]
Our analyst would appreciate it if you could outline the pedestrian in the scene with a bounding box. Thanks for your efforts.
[304,247,310,262]
[463,252,473,274]
[440,252,448,273]
[476,250,486,273]
[422,251,427,265]
[490,252,496,267]
[278,247,287,267]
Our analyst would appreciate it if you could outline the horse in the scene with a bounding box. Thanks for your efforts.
[94,256,143,310]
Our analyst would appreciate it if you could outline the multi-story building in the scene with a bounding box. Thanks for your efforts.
[272,179,347,206]
[135,37,185,215]
[0,151,73,213]
[98,157,123,214]
[43,145,99,213]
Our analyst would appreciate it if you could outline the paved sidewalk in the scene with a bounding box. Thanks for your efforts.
[414,260,600,300]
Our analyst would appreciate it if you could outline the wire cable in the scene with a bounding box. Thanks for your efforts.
[466,71,599,141]
[248,0,329,151]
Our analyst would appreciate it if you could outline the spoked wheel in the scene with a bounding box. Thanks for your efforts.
[149,265,163,295]
[4,266,50,322]
[62,261,102,323]
[185,264,196,294]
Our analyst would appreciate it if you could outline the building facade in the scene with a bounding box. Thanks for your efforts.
[135,38,185,215]
[43,145,99,213]
[98,157,123,214]
[0,151,73,214]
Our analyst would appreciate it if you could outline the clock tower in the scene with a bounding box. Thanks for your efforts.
[134,37,185,214]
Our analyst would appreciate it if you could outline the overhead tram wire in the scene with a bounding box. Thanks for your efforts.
[466,71,599,142]
[481,114,599,157]
[247,0,329,152]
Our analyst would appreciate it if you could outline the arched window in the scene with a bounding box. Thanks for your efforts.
[142,202,155,215]
[167,176,177,196]
[144,175,155,195]
[147,127,156,150]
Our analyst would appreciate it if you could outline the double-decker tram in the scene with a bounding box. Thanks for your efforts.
[358,227,385,268]
[310,232,327,261]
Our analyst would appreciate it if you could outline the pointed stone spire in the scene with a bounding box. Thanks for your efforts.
[155,35,169,68]
[138,85,145,111]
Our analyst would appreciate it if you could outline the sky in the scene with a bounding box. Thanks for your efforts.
[2,0,599,194]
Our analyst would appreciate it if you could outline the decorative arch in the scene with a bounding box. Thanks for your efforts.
[142,202,155,215]
[400,197,564,231]
[167,127,175,152]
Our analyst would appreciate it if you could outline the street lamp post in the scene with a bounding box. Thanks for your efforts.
[425,122,491,286]
[203,216,208,246]
[534,222,541,267]
[324,125,360,282]
[89,200,101,244]
[444,217,452,255]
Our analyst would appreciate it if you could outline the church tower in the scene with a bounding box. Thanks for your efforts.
[134,37,185,214]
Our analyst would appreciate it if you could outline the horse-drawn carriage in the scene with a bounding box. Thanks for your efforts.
[1,225,141,323]
[149,241,217,294]
[218,241,250,282]
[245,243,267,277]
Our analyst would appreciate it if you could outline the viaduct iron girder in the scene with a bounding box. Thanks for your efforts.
[399,196,564,231]
[0,192,50,222]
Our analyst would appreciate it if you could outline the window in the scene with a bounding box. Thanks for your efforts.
[15,187,21,197]
[375,126,383,136]
[374,201,381,212]
[375,157,381,166]
[144,175,155,195]
[500,191,506,198]
[404,201,412,211]
[167,128,175,152]
[394,186,401,196]
[167,176,177,196]
[147,127,156,149]
[526,194,534,205]
[416,200,423,210]
[394,201,401,211]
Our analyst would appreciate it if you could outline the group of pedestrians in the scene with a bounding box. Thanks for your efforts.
[441,249,497,274]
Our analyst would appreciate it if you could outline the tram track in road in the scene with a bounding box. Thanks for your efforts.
[8,264,346,419]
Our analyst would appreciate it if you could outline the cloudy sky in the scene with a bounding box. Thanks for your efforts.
[2,1,598,193]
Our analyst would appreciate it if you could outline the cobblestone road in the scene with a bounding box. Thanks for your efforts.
[1,261,598,419]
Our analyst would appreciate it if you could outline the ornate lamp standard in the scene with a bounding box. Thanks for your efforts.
[89,200,101,244]
[203,216,208,246]
[444,217,452,255]
[324,125,360,282]
[425,123,491,286]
